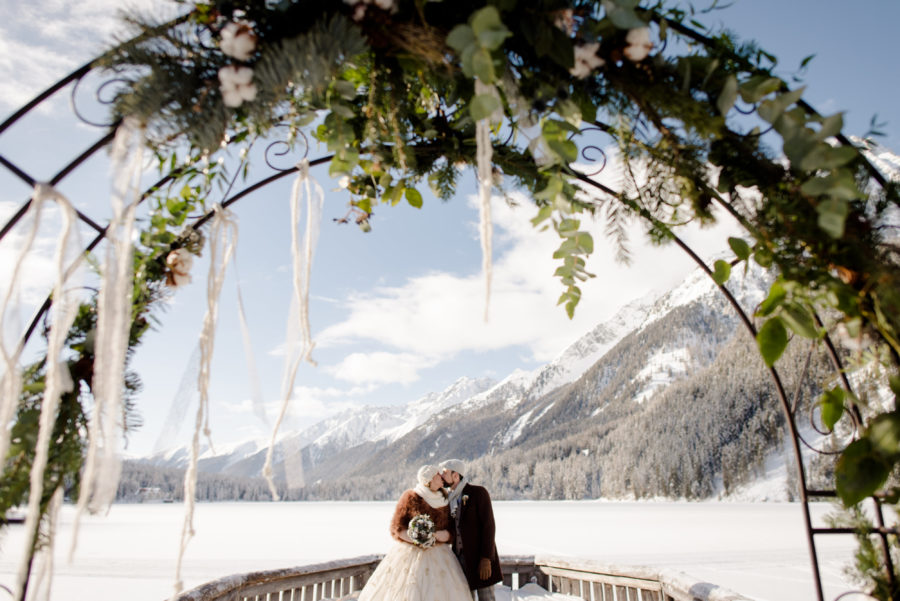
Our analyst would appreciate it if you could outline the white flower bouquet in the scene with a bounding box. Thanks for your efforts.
[407,514,435,548]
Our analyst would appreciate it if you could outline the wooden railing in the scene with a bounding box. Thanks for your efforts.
[173,554,753,601]
[173,555,382,601]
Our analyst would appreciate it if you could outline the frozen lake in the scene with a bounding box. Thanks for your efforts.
[0,500,861,601]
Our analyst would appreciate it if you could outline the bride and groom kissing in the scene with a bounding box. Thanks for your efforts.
[358,459,503,601]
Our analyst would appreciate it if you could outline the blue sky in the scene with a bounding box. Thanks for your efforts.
[0,0,897,457]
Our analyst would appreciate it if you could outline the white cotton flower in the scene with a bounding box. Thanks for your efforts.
[166,248,193,288]
[569,43,605,79]
[218,65,258,108]
[220,21,257,61]
[623,27,653,62]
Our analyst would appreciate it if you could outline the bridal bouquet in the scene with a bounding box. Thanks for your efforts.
[407,514,436,548]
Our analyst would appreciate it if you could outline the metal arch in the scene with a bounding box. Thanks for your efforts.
[1,20,896,601]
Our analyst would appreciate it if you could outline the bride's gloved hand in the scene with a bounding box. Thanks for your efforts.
[434,529,450,543]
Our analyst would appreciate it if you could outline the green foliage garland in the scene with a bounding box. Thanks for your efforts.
[3,0,900,599]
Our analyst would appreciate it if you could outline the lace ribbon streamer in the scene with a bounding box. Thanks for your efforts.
[70,116,143,561]
[173,204,238,597]
[11,184,81,601]
[262,159,324,499]
[475,79,499,322]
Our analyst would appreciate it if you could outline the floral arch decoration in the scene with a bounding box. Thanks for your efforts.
[1,1,899,600]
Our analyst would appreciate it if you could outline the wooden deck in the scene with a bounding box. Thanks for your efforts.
[172,555,753,601]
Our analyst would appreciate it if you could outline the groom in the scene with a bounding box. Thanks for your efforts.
[440,459,502,600]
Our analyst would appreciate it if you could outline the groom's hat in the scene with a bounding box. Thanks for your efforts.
[440,459,465,475]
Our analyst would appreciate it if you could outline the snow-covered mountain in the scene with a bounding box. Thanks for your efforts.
[139,375,496,476]
[135,256,783,498]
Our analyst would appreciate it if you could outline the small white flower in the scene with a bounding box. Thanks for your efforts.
[220,21,257,61]
[338,175,351,189]
[570,43,605,78]
[623,27,653,62]
[218,65,258,108]
[166,248,193,287]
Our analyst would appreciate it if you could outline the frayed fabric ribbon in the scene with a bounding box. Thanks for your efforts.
[262,158,324,499]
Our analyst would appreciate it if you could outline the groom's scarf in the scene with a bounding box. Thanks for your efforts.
[447,476,469,518]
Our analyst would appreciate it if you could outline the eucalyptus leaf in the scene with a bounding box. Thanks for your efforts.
[557,218,580,234]
[471,6,508,43]
[801,170,862,201]
[470,93,501,121]
[798,145,857,171]
[757,87,805,124]
[869,412,900,460]
[816,197,849,239]
[815,112,844,141]
[757,281,786,317]
[535,177,563,201]
[547,138,578,163]
[753,246,774,268]
[446,25,475,53]
[757,317,788,367]
[712,259,731,285]
[405,187,423,208]
[389,184,405,206]
[530,204,553,226]
[330,103,355,119]
[717,75,738,116]
[333,80,357,100]
[835,438,891,507]
[819,387,845,432]
[574,231,594,254]
[779,302,820,339]
[728,237,751,261]
[471,47,496,83]
[738,75,781,103]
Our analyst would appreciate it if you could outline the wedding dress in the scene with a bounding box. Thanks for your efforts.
[357,539,473,601]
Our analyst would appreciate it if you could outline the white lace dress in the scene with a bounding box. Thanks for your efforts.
[358,490,472,601]
[358,539,473,601]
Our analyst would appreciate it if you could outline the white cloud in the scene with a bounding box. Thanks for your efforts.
[0,0,173,113]
[325,351,440,385]
[316,153,742,365]
[221,385,372,420]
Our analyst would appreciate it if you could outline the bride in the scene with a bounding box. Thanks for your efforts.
[358,465,473,601]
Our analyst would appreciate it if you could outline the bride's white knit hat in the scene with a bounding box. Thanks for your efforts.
[417,464,441,486]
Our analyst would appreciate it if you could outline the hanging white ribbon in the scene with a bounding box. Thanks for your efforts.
[173,204,238,598]
[69,116,143,562]
[262,159,324,499]
[475,79,499,322]
[12,183,81,601]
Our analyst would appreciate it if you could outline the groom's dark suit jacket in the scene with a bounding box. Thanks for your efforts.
[454,482,503,590]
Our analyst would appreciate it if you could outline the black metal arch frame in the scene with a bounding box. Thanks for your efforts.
[0,38,895,601]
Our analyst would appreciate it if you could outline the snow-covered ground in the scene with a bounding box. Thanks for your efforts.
[0,501,861,601]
